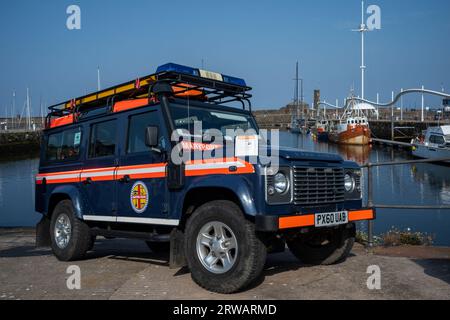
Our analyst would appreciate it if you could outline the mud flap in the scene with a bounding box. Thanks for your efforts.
[36,216,51,247]
[169,228,186,269]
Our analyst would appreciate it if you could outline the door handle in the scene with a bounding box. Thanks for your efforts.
[83,177,93,185]
[119,175,131,183]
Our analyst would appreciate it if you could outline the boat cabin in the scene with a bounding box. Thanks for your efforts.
[424,126,450,148]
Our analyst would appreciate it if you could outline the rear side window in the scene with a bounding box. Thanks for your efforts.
[89,120,117,158]
[46,127,82,161]
[127,111,159,154]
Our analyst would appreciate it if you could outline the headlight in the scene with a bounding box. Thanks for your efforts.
[266,167,292,205]
[274,173,288,194]
[344,173,355,193]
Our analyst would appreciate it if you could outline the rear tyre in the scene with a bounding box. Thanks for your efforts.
[287,224,355,265]
[185,200,267,294]
[145,241,170,253]
[50,200,91,261]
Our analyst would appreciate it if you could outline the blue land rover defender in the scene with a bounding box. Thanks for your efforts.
[35,63,374,293]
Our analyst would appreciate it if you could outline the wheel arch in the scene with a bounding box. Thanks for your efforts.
[47,185,85,219]
[180,180,257,229]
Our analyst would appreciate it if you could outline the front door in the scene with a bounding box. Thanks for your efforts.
[115,109,169,224]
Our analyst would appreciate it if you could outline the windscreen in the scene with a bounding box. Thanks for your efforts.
[169,103,258,137]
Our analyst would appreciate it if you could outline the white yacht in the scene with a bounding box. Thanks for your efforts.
[412,126,450,163]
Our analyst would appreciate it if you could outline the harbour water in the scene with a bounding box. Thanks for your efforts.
[0,132,449,245]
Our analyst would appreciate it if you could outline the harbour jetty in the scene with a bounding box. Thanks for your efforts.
[0,130,41,156]
[253,106,448,141]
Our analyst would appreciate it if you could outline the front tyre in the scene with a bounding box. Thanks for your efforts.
[50,200,91,261]
[287,224,356,265]
[185,201,267,294]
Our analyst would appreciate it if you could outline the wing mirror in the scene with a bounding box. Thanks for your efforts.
[145,126,159,148]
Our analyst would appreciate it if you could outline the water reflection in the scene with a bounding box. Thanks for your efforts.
[411,164,450,205]
[0,158,40,227]
[337,144,371,165]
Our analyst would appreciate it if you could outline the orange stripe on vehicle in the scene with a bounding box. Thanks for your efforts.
[49,114,75,129]
[89,176,115,182]
[279,215,315,230]
[349,209,375,221]
[36,169,82,178]
[112,98,149,113]
[47,178,80,184]
[279,209,375,230]
[36,159,255,184]
[120,163,166,170]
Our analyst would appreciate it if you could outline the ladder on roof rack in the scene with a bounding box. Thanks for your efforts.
[46,71,253,129]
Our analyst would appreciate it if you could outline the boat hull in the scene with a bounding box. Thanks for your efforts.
[317,131,329,142]
[330,126,371,145]
[312,128,329,142]
[412,144,450,163]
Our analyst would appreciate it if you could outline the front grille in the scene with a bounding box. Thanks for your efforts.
[293,167,345,205]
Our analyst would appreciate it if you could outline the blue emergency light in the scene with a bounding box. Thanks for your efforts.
[156,63,247,87]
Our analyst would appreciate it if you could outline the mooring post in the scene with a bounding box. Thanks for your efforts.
[366,163,374,248]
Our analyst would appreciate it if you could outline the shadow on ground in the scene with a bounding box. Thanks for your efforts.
[0,245,51,258]
[413,259,450,285]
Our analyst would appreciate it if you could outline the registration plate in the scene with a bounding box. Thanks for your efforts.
[315,211,348,228]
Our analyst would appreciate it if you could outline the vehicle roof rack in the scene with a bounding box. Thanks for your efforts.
[46,64,252,129]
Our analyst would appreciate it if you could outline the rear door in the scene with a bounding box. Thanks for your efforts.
[80,119,119,219]
[115,108,170,224]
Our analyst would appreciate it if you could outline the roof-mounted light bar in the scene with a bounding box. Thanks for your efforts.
[156,63,247,87]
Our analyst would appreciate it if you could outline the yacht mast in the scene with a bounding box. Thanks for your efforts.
[26,88,31,130]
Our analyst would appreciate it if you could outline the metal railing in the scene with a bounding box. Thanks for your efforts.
[362,157,450,247]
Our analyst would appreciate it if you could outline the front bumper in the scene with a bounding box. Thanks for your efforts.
[255,208,375,232]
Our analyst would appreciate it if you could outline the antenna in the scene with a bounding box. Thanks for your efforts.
[97,66,101,91]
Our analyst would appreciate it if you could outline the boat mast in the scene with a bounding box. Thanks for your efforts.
[360,1,366,100]
[12,91,16,130]
[26,88,31,131]
[295,61,299,120]
[353,1,368,101]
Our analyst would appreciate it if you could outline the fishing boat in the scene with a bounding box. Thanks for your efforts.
[412,126,450,163]
[290,117,302,134]
[329,97,374,145]
[312,119,330,142]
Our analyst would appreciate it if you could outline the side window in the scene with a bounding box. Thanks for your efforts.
[435,136,445,145]
[127,111,159,154]
[89,120,117,158]
[46,128,82,161]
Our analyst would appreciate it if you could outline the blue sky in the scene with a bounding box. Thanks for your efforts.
[0,0,449,116]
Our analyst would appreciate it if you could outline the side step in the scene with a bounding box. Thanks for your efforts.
[90,227,170,242]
